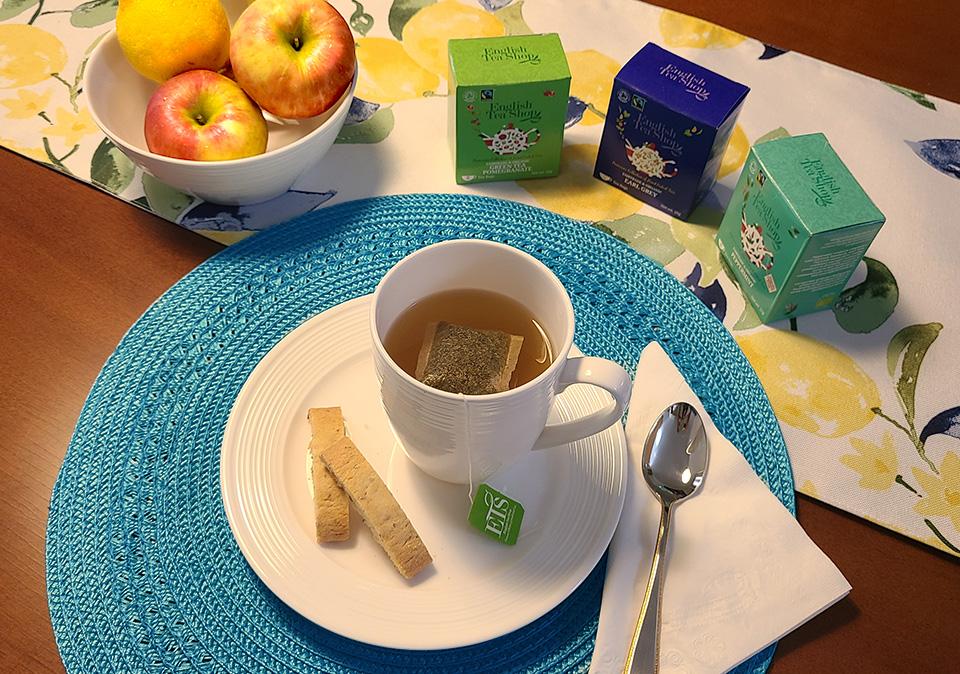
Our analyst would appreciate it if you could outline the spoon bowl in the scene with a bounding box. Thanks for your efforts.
[642,402,709,504]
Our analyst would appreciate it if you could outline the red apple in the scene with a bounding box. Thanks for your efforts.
[144,70,268,161]
[229,0,356,119]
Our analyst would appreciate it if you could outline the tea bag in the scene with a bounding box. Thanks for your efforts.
[415,321,524,395]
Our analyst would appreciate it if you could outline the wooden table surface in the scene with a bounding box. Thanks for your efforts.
[2,1,958,672]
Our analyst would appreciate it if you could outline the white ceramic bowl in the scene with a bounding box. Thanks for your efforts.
[83,2,355,205]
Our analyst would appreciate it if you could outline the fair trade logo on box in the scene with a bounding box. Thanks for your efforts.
[594,43,749,220]
[717,133,886,324]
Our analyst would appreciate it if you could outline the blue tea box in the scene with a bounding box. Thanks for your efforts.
[594,43,749,220]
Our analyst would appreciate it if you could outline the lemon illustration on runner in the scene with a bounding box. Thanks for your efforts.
[355,37,439,104]
[737,330,881,438]
[566,50,621,126]
[0,25,68,89]
[117,0,230,82]
[659,9,746,49]
[402,0,505,77]
[520,144,639,222]
[719,124,748,178]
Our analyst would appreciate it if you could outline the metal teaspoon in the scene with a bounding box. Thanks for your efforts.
[623,402,709,674]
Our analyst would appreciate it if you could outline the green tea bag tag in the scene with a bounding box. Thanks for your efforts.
[468,483,524,545]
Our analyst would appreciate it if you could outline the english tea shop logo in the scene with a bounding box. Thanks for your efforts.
[486,99,541,124]
[635,116,683,158]
[481,45,541,65]
[659,63,710,101]
[800,158,841,206]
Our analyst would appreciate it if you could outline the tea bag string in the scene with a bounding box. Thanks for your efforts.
[463,393,476,506]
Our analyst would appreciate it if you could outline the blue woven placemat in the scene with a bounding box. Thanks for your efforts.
[46,194,793,673]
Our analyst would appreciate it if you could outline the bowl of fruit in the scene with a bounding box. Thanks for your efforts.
[85,0,356,205]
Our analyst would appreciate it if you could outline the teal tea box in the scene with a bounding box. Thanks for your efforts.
[717,133,886,324]
[593,42,749,219]
[448,34,570,184]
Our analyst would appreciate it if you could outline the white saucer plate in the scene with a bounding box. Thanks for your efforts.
[220,295,627,649]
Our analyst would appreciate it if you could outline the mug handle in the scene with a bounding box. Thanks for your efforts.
[532,357,632,449]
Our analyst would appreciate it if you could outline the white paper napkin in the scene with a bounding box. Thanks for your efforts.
[590,343,851,674]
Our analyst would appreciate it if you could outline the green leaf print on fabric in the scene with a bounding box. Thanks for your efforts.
[349,0,374,36]
[0,0,39,21]
[90,137,134,194]
[832,257,899,333]
[733,302,761,330]
[886,322,942,432]
[142,173,194,222]
[494,0,533,36]
[335,106,395,143]
[754,127,790,145]
[595,213,684,266]
[70,0,117,28]
[669,204,724,286]
[388,0,435,40]
[872,322,944,472]
[886,83,937,111]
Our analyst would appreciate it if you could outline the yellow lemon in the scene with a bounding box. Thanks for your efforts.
[355,37,439,104]
[567,49,620,126]
[719,124,748,178]
[117,0,230,82]
[520,144,639,222]
[737,330,881,438]
[659,9,746,49]
[0,25,67,89]
[401,0,504,77]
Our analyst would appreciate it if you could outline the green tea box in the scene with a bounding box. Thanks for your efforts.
[717,133,885,323]
[448,34,570,184]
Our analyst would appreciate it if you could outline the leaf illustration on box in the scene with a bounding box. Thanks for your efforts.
[887,84,937,111]
[142,173,195,222]
[0,0,39,21]
[683,262,727,321]
[832,257,899,333]
[388,0,435,40]
[90,137,134,194]
[906,139,960,179]
[759,44,788,60]
[335,106,395,144]
[70,0,118,28]
[596,213,684,266]
[178,189,336,231]
[920,407,960,444]
[565,96,587,128]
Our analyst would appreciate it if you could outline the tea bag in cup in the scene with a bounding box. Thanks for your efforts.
[415,321,523,395]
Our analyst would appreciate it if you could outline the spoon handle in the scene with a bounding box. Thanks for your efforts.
[623,501,673,674]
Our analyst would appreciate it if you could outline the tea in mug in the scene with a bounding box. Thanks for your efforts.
[382,288,554,394]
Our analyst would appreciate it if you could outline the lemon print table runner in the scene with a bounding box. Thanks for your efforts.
[4,0,960,558]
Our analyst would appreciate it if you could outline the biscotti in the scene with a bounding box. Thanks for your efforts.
[307,407,350,542]
[319,437,432,579]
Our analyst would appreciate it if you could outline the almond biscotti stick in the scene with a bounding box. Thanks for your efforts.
[319,437,432,579]
[308,407,349,542]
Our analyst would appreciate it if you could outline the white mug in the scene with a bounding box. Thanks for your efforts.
[370,239,632,483]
